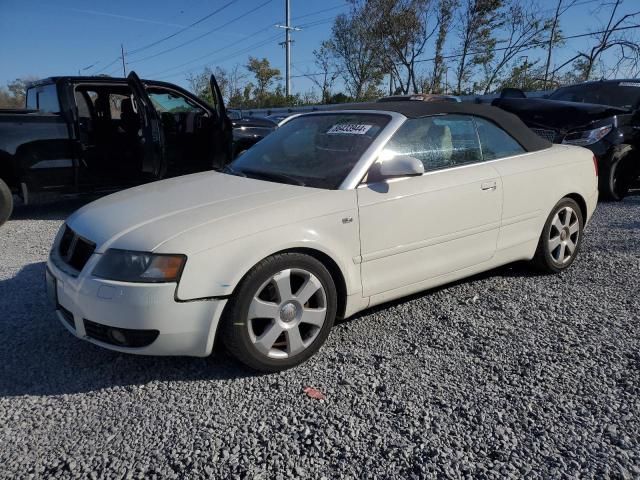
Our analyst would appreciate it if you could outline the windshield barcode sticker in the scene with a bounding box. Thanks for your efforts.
[327,124,373,135]
[619,82,640,87]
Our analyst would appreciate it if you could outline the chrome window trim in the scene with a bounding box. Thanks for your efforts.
[357,147,547,189]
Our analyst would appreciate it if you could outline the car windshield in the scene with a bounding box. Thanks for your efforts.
[548,81,640,110]
[227,113,390,189]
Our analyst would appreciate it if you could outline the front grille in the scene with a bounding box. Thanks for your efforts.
[83,319,159,348]
[531,128,558,143]
[58,305,75,330]
[58,226,96,272]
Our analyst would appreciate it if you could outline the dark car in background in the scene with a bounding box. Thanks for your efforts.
[0,71,232,226]
[227,110,278,156]
[378,93,462,103]
[493,79,640,200]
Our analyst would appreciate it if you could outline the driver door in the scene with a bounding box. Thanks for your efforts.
[127,71,165,178]
[209,74,233,169]
[357,114,502,298]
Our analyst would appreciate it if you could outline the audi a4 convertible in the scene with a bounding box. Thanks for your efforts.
[46,102,598,371]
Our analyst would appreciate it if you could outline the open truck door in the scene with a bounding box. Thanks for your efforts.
[127,71,165,178]
[210,74,233,169]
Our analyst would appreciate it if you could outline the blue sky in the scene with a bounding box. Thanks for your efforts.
[1,0,638,95]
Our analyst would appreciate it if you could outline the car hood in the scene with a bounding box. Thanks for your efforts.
[491,97,629,131]
[66,172,323,254]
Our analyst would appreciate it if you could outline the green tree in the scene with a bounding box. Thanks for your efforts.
[246,57,282,100]
[0,77,37,108]
[497,58,548,92]
[327,2,386,100]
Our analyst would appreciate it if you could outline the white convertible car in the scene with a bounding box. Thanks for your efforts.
[46,102,598,371]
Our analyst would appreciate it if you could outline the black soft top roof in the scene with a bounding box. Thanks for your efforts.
[328,101,551,152]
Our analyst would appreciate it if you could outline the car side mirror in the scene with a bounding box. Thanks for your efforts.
[378,155,425,178]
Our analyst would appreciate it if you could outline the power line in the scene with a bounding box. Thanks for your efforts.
[127,0,239,55]
[91,1,239,74]
[155,17,337,82]
[157,33,285,80]
[146,11,342,79]
[292,4,348,21]
[126,0,276,65]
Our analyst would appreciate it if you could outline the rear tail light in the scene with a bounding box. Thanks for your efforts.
[593,155,598,177]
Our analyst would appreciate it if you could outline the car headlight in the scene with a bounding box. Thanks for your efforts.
[562,125,612,146]
[92,249,186,283]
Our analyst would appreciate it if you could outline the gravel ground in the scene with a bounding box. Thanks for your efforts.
[0,195,639,479]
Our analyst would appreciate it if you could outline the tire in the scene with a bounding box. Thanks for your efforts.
[0,178,13,227]
[532,197,584,274]
[602,149,633,201]
[221,253,337,372]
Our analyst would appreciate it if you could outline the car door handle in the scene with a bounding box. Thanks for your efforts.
[481,181,497,191]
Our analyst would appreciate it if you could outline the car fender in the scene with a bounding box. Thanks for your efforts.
[174,212,362,301]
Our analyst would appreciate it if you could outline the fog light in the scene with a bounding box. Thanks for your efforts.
[110,329,127,345]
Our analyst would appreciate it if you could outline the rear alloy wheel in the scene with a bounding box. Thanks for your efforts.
[221,253,337,372]
[532,198,584,273]
[0,178,13,227]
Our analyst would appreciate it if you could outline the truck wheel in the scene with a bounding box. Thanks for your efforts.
[0,178,13,227]
[602,147,634,201]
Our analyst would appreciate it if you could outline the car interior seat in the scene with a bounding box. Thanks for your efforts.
[424,124,453,168]
[120,98,140,137]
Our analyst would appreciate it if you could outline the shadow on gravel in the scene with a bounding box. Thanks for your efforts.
[0,262,257,398]
[10,198,93,222]
[337,261,538,327]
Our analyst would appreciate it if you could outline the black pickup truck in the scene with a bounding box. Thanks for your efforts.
[0,71,232,226]
[493,79,640,200]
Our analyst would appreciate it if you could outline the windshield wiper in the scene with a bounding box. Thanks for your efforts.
[240,168,306,186]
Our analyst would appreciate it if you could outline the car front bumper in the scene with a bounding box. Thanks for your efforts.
[45,256,227,357]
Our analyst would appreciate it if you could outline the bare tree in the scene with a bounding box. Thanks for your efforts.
[430,0,458,93]
[454,0,504,94]
[227,65,247,103]
[328,3,386,100]
[542,0,577,88]
[187,66,245,105]
[482,1,551,93]
[553,0,640,81]
[306,41,340,104]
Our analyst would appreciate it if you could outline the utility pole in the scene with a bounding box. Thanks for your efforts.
[544,0,562,90]
[519,55,529,89]
[121,44,127,77]
[276,0,301,97]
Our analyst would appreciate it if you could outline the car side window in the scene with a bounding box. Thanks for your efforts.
[148,90,203,114]
[28,84,60,113]
[474,117,525,160]
[382,114,482,172]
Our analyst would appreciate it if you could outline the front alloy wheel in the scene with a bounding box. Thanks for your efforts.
[221,253,337,372]
[248,268,327,359]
